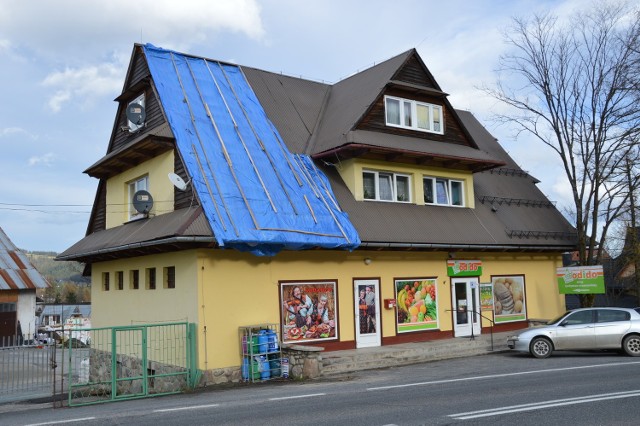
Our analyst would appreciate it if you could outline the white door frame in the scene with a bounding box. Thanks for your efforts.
[451,277,481,337]
[354,279,381,348]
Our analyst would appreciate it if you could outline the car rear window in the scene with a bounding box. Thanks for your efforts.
[596,309,630,323]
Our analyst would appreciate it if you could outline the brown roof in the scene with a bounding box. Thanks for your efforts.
[56,207,215,263]
[0,227,49,290]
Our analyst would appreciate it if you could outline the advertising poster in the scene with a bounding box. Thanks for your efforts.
[280,281,337,343]
[480,283,494,310]
[492,275,526,323]
[556,266,605,294]
[395,278,438,333]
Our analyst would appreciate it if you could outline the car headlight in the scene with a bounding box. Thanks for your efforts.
[507,336,519,341]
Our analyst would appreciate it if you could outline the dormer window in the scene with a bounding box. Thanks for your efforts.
[363,170,411,202]
[423,176,464,207]
[385,96,443,134]
[128,93,145,132]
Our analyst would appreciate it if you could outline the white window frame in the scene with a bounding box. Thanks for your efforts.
[423,176,464,207]
[363,170,412,203]
[384,95,444,134]
[128,93,145,132]
[128,175,149,220]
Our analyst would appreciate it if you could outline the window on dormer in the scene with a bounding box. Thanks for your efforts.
[363,170,411,202]
[423,176,464,207]
[385,96,443,134]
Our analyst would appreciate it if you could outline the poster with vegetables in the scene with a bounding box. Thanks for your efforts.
[280,281,338,343]
[480,283,494,310]
[396,278,438,333]
[492,275,526,323]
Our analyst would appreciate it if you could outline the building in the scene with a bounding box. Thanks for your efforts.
[0,227,50,342]
[58,44,577,382]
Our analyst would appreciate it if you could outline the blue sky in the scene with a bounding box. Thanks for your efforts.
[0,0,582,252]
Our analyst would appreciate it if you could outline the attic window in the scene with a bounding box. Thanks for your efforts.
[385,96,443,134]
[423,176,464,207]
[128,93,145,132]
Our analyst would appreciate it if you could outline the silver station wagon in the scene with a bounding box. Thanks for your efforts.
[507,307,640,358]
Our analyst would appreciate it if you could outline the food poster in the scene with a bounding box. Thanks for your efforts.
[357,284,377,334]
[492,275,526,323]
[281,281,337,343]
[396,278,438,333]
[480,283,494,310]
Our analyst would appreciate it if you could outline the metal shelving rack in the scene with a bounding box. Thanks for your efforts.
[239,324,282,382]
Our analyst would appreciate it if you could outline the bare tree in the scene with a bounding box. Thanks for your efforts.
[485,3,640,306]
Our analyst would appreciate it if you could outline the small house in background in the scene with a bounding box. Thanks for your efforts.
[0,227,50,343]
[37,303,92,329]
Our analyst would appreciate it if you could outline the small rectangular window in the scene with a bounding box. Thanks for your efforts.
[146,268,156,290]
[384,96,444,134]
[116,271,124,290]
[451,181,463,206]
[103,272,110,291]
[385,97,401,125]
[363,172,376,200]
[164,266,176,289]
[395,175,410,202]
[128,175,149,220]
[130,270,139,290]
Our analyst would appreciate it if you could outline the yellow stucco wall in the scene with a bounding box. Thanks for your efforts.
[104,151,175,228]
[90,247,565,373]
[336,158,475,208]
[90,251,199,327]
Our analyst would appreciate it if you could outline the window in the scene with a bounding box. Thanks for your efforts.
[423,177,464,207]
[363,171,411,202]
[128,175,149,220]
[562,310,594,326]
[146,268,156,290]
[596,309,630,323]
[116,271,124,290]
[385,96,443,134]
[164,266,176,289]
[130,270,139,290]
[103,272,110,291]
[128,93,145,132]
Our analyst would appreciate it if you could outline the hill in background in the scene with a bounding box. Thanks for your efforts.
[25,251,90,303]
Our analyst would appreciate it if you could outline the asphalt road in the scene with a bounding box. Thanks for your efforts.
[2,350,640,425]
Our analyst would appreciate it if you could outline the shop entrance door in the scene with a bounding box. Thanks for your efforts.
[354,279,381,348]
[451,278,481,337]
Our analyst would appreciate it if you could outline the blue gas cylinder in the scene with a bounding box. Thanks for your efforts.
[259,355,270,380]
[266,329,278,352]
[258,330,269,353]
[241,357,249,381]
[269,355,281,377]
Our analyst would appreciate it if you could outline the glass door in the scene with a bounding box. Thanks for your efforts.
[451,278,481,337]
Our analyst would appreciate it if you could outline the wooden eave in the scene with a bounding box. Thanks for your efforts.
[312,144,505,173]
[387,80,449,97]
[84,132,174,179]
[114,76,152,103]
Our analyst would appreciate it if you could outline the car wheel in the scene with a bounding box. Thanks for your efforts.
[530,337,553,359]
[622,335,640,356]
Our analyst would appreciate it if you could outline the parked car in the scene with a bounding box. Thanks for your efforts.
[507,307,640,358]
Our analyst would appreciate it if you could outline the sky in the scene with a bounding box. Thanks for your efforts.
[0,0,586,253]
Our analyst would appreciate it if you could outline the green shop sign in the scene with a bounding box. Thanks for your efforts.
[556,266,605,294]
[447,260,482,277]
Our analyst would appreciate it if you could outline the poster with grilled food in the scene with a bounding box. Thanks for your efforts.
[281,281,337,343]
[492,275,526,323]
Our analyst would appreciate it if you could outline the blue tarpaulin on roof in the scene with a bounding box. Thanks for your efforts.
[143,44,360,256]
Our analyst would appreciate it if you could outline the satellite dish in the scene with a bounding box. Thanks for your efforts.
[126,102,146,125]
[132,190,154,214]
[168,173,189,191]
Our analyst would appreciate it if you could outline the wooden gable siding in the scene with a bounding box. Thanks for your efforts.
[111,53,166,154]
[356,87,472,147]
[87,180,107,234]
[174,151,199,210]
[392,54,438,89]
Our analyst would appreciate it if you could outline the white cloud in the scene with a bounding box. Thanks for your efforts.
[0,127,35,139]
[28,152,56,167]
[42,62,124,112]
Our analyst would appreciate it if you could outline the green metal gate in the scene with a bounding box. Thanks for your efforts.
[66,322,198,406]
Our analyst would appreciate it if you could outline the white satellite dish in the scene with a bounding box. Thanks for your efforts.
[168,172,189,191]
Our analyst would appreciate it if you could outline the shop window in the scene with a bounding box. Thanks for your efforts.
[164,266,176,289]
[130,270,139,290]
[146,267,156,290]
[363,170,411,202]
[103,272,110,291]
[423,176,464,207]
